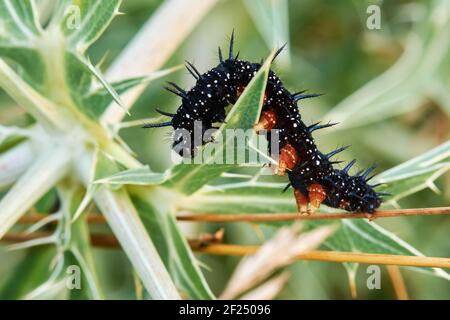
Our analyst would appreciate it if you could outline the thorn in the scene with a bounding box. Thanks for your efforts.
[427,180,441,194]
[218,46,223,62]
[292,90,307,96]
[307,121,338,133]
[330,160,344,165]
[342,159,356,174]
[293,93,323,102]
[376,192,391,197]
[142,121,173,128]
[229,29,235,61]
[307,121,320,131]
[282,183,291,193]
[235,51,240,61]
[185,61,202,79]
[165,86,186,99]
[155,108,175,117]
[166,82,189,99]
[365,174,376,182]
[168,81,187,95]
[325,145,350,159]
[361,165,377,180]
[185,64,198,80]
[293,161,307,170]
[272,43,287,62]
[349,192,365,202]
[370,183,383,188]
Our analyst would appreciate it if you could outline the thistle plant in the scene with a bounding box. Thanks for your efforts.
[0,0,449,300]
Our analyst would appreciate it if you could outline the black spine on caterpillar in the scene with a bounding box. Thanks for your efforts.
[288,149,383,213]
[144,32,386,213]
[262,85,383,213]
[260,83,383,213]
[143,32,240,157]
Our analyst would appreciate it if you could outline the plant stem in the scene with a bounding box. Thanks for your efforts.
[176,207,450,222]
[386,265,409,300]
[0,141,34,189]
[0,59,69,130]
[17,206,450,225]
[76,153,181,299]
[94,187,181,299]
[0,145,72,239]
[194,244,450,269]
[3,232,450,269]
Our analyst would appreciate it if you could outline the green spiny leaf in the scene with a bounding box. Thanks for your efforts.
[373,141,450,203]
[162,51,275,195]
[131,190,215,300]
[182,181,449,280]
[0,0,41,41]
[94,166,166,186]
[0,247,55,299]
[61,0,122,52]
[81,66,182,119]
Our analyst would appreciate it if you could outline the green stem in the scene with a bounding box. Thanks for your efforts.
[94,187,181,299]
[76,152,180,299]
[0,59,69,131]
[0,145,72,239]
[0,141,34,189]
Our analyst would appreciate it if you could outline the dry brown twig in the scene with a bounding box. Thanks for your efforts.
[196,244,450,269]
[386,265,409,300]
[2,232,450,269]
[220,224,335,299]
[239,272,291,300]
[11,207,450,271]
[8,208,450,277]
[177,206,450,223]
[17,206,450,226]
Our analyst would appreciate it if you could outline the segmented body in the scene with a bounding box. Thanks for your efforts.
[145,34,384,213]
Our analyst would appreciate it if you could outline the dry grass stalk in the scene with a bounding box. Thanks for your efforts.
[196,244,450,269]
[386,265,409,300]
[239,272,290,300]
[177,206,450,223]
[17,206,450,226]
[219,224,335,299]
[3,232,449,269]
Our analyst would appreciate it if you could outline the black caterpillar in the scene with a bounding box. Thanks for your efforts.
[145,32,386,213]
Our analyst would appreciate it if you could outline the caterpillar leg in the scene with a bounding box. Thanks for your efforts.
[307,183,327,212]
[254,110,277,133]
[294,189,309,214]
[339,199,350,211]
[277,144,299,176]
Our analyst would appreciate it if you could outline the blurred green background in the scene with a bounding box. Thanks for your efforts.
[0,0,449,299]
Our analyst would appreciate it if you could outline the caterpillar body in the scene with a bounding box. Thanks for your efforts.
[145,33,385,213]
